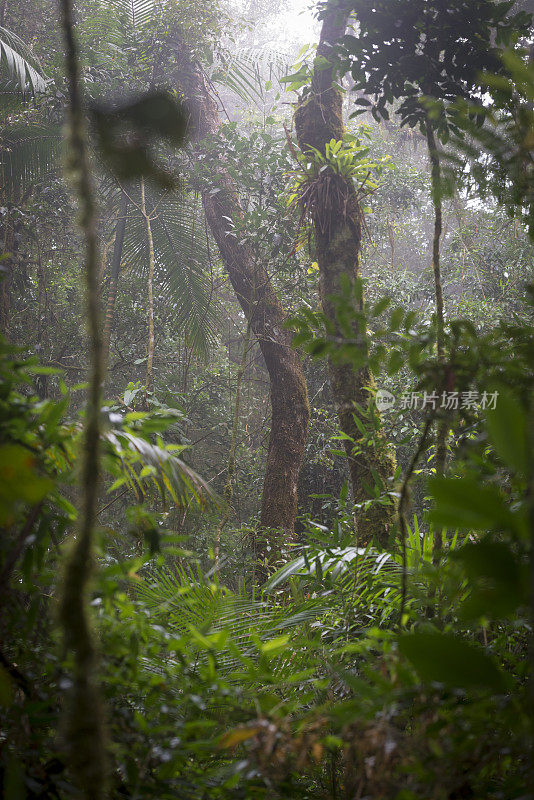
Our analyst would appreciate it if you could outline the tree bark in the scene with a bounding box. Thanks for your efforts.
[171,36,310,563]
[294,1,396,546]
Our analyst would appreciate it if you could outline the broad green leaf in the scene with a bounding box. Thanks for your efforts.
[260,635,289,656]
[398,632,507,691]
[0,444,53,525]
[428,477,512,531]
[453,539,527,619]
[485,390,529,476]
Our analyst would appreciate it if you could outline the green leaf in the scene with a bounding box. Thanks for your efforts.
[398,632,507,691]
[453,539,527,619]
[0,444,53,525]
[485,390,529,476]
[372,296,391,316]
[260,635,289,656]
[428,477,512,531]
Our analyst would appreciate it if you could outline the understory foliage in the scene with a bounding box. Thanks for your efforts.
[1,0,534,799]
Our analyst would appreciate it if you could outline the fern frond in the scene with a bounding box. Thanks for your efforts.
[209,44,289,105]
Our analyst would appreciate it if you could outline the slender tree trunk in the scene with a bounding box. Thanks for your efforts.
[294,2,396,546]
[387,215,395,270]
[425,115,448,563]
[103,191,128,364]
[425,117,445,363]
[451,191,487,300]
[172,36,310,563]
[0,212,13,336]
[141,179,155,393]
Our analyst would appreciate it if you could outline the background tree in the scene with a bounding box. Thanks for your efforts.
[340,0,529,350]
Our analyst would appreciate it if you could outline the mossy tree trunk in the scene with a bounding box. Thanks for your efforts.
[172,36,310,564]
[424,116,445,364]
[295,2,396,546]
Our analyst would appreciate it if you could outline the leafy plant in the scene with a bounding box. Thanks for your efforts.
[287,132,389,232]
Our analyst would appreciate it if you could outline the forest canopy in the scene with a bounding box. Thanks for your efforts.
[1,0,534,798]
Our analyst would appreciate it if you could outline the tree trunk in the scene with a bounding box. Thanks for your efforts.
[103,191,128,365]
[59,0,107,795]
[171,36,310,563]
[0,211,13,336]
[294,2,396,546]
[425,115,448,564]
[140,179,155,394]
[425,117,445,363]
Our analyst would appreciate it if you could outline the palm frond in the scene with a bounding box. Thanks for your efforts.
[209,45,289,105]
[0,26,48,93]
[121,185,220,357]
[265,545,399,591]
[103,427,218,509]
[0,124,60,197]
[110,0,156,29]
[136,566,329,677]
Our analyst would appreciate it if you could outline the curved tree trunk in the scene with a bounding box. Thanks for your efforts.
[294,2,396,546]
[171,37,310,564]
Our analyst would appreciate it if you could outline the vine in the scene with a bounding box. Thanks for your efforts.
[58,0,107,796]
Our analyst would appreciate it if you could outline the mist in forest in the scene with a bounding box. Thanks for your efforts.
[1,1,534,798]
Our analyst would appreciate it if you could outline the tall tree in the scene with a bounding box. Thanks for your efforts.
[170,32,310,561]
[293,0,396,546]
